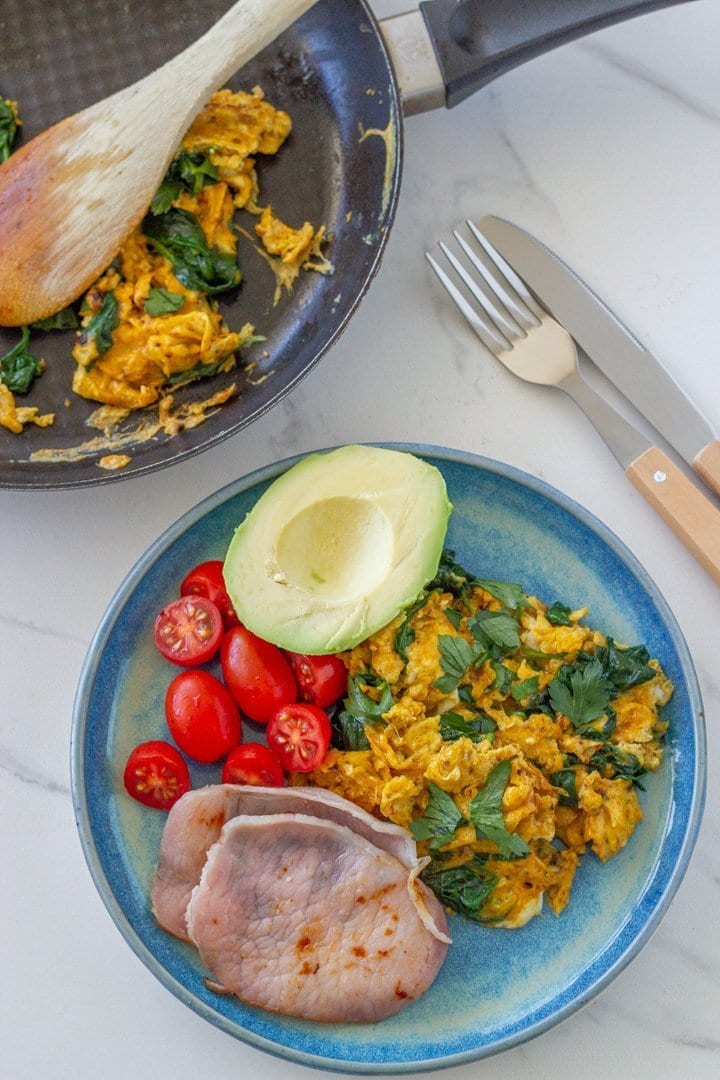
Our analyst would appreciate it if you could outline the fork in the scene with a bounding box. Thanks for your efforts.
[427,222,720,585]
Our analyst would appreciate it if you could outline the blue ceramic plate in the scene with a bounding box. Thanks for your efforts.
[71,445,706,1073]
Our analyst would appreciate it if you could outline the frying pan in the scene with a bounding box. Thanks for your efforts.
[0,0,689,489]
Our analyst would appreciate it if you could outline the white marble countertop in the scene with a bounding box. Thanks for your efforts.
[2,1,719,1077]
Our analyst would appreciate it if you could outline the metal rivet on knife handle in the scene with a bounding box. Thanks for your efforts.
[692,440,720,499]
[626,448,720,586]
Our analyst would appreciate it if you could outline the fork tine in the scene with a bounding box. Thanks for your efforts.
[466,220,545,322]
[425,251,510,355]
[438,240,523,342]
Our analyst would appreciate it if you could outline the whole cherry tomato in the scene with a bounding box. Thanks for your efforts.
[165,669,241,763]
[221,743,285,787]
[123,740,190,810]
[221,626,297,723]
[286,652,348,708]
[180,560,239,629]
[266,703,331,773]
[154,595,223,666]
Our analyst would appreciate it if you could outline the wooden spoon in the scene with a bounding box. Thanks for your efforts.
[0,0,316,326]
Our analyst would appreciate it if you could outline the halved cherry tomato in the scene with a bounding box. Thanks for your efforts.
[165,669,241,764]
[286,652,348,708]
[266,703,331,773]
[123,740,190,810]
[154,595,223,667]
[221,626,297,723]
[180,560,238,629]
[221,743,285,787]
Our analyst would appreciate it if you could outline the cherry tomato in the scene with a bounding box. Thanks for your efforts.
[180,560,238,629]
[221,626,297,723]
[221,743,285,787]
[266,703,331,773]
[123,740,190,811]
[154,595,223,667]
[165,669,241,764]
[286,652,348,708]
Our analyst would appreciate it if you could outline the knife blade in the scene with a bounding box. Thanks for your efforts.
[479,215,720,497]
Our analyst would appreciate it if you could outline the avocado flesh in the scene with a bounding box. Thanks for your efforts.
[223,445,452,654]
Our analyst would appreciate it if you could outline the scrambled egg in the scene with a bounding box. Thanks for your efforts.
[299,570,673,930]
[72,88,328,411]
[0,89,329,433]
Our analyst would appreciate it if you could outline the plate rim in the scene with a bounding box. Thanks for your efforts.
[70,442,707,1073]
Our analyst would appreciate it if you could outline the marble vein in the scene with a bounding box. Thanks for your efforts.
[0,744,70,796]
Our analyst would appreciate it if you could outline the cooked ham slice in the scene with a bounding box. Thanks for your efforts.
[186,813,449,1022]
[151,784,419,940]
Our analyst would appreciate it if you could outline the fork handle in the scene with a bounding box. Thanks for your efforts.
[627,447,720,585]
[693,440,720,499]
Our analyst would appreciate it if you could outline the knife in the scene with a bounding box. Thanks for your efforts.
[479,215,720,498]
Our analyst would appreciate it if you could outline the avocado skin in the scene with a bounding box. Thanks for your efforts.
[223,445,452,655]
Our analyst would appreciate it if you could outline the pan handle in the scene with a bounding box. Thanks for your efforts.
[380,0,695,113]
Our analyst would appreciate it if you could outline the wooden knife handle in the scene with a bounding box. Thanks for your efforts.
[626,448,720,585]
[693,439,720,499]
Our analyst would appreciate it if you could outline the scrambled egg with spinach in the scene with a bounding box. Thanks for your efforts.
[0,89,328,433]
[299,552,673,929]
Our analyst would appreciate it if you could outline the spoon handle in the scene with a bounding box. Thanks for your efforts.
[135,0,318,134]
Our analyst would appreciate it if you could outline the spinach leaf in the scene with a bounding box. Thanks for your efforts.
[591,639,655,693]
[164,353,235,387]
[468,608,521,653]
[439,710,496,743]
[548,658,612,730]
[409,782,464,850]
[469,760,530,858]
[31,305,79,331]
[78,292,119,365]
[0,98,18,162]
[143,208,241,295]
[151,150,220,214]
[549,768,579,806]
[433,635,484,693]
[394,593,433,663]
[590,744,647,787]
[144,287,185,317]
[546,602,573,626]
[427,549,477,598]
[0,327,42,394]
[475,578,528,611]
[333,670,393,751]
[421,856,498,920]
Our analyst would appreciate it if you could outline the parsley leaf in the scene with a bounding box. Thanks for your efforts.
[333,670,393,751]
[469,761,530,858]
[509,675,540,702]
[434,635,484,693]
[409,782,464,850]
[0,328,42,394]
[490,662,514,694]
[548,658,612,729]
[394,593,433,663]
[151,150,220,214]
[444,607,463,630]
[475,578,528,610]
[0,98,18,162]
[468,609,521,652]
[546,602,573,626]
[144,287,185,317]
[421,856,498,920]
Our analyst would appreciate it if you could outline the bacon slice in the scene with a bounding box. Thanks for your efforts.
[186,813,449,1022]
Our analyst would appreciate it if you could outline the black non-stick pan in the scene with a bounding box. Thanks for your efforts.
[0,0,689,489]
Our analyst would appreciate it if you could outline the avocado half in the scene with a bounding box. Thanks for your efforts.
[223,445,452,654]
